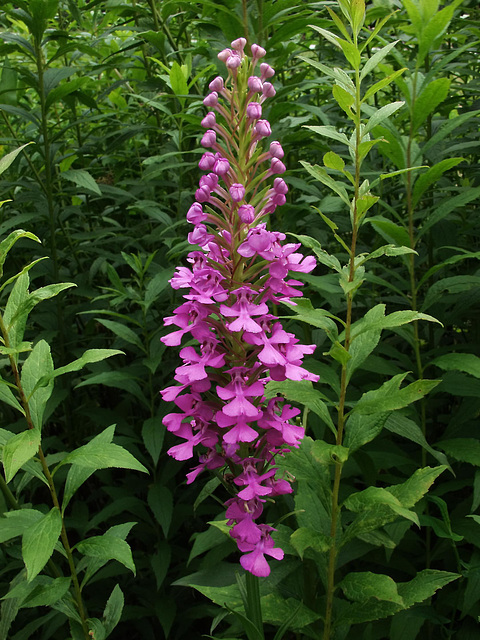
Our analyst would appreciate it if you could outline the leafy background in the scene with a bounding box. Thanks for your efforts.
[0,0,479,638]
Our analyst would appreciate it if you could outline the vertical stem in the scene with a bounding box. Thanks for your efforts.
[245,572,265,640]
[323,30,362,640]
[0,314,90,640]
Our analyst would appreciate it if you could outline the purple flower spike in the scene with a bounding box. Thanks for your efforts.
[161,38,319,578]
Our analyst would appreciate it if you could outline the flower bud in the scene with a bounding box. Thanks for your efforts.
[230,183,245,202]
[262,82,276,98]
[231,37,247,52]
[188,224,210,246]
[269,141,284,159]
[218,48,232,62]
[201,112,216,128]
[260,63,275,79]
[200,172,219,189]
[186,202,206,224]
[213,157,230,176]
[199,152,216,170]
[203,92,218,107]
[226,53,242,69]
[270,158,286,174]
[251,43,266,59]
[272,193,286,206]
[201,130,216,148]
[254,119,271,138]
[195,186,210,202]
[238,204,255,224]
[273,177,288,194]
[248,76,263,93]
[209,76,224,92]
[246,102,262,120]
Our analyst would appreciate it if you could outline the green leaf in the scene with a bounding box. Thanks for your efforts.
[2,429,41,483]
[346,327,381,383]
[2,576,71,609]
[194,476,221,511]
[265,380,336,436]
[352,374,440,415]
[169,61,188,97]
[412,78,450,134]
[62,169,102,196]
[290,527,330,559]
[300,161,350,205]
[303,126,351,147]
[363,68,406,102]
[95,318,144,351]
[388,466,447,508]
[56,440,148,475]
[45,348,124,383]
[62,425,116,513]
[141,416,164,466]
[10,283,75,328]
[349,304,440,340]
[437,439,480,466]
[103,585,124,637]
[416,0,463,66]
[385,414,449,468]
[364,102,404,135]
[0,378,25,414]
[0,509,43,543]
[358,245,416,265]
[339,572,403,604]
[287,234,342,272]
[148,484,172,537]
[76,535,136,575]
[326,341,351,366]
[324,151,345,172]
[282,300,339,342]
[360,41,399,81]
[344,412,389,452]
[21,340,54,430]
[431,353,480,378]
[412,157,463,208]
[3,273,30,351]
[0,144,34,178]
[369,217,410,247]
[397,569,460,608]
[22,507,62,582]
[332,84,354,114]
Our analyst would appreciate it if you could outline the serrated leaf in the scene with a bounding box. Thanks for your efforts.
[2,576,71,609]
[265,380,336,435]
[56,441,148,474]
[62,169,101,195]
[339,572,403,604]
[21,340,54,430]
[0,509,43,543]
[62,425,116,513]
[0,378,25,414]
[344,412,389,452]
[2,429,41,483]
[388,466,447,508]
[358,245,416,265]
[349,304,440,340]
[22,507,62,582]
[290,527,330,559]
[103,585,124,637]
[431,353,480,379]
[352,375,440,415]
[437,439,480,466]
[10,283,75,328]
[76,535,136,575]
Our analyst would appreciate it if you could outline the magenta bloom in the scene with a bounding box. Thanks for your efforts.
[161,38,318,577]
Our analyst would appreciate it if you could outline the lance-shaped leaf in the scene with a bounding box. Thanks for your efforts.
[338,572,404,604]
[2,429,41,483]
[0,229,39,278]
[21,340,54,430]
[9,283,75,328]
[348,304,440,341]
[0,144,34,178]
[360,41,399,81]
[62,169,102,196]
[55,439,148,475]
[290,528,331,560]
[352,374,440,415]
[2,576,71,609]
[22,507,62,582]
[75,535,136,575]
[103,584,124,637]
[412,157,464,207]
[437,439,480,466]
[0,509,44,543]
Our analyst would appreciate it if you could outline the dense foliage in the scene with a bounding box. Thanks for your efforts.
[0,0,479,639]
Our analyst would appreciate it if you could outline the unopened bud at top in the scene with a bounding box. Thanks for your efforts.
[204,92,218,107]
[231,37,247,52]
[201,130,216,148]
[273,177,288,194]
[201,112,216,128]
[270,158,286,174]
[254,120,271,138]
[230,183,246,202]
[251,43,266,59]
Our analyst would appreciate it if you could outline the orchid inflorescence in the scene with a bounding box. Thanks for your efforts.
[161,37,319,577]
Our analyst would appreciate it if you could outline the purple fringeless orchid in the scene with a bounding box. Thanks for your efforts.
[161,37,319,577]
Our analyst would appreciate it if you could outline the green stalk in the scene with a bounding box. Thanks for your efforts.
[245,572,265,640]
[0,313,90,640]
[322,29,362,640]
